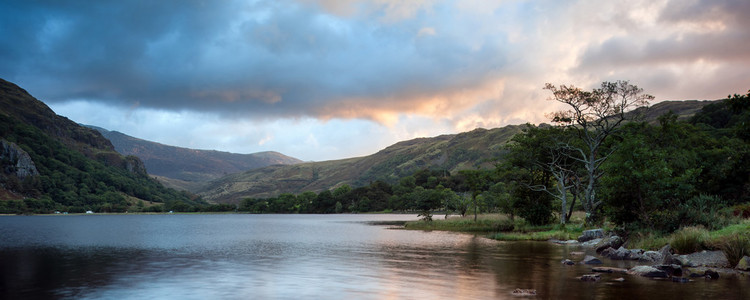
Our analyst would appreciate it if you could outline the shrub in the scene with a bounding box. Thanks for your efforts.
[678,194,729,230]
[670,226,709,254]
[719,233,750,267]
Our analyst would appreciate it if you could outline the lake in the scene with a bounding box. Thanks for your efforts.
[1,214,748,299]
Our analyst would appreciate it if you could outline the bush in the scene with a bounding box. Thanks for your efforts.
[718,233,750,267]
[670,226,709,254]
[678,194,729,230]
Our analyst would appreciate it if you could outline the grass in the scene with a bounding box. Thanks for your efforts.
[405,214,516,232]
[669,226,709,254]
[404,212,589,241]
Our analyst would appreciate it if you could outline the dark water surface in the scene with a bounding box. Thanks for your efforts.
[1,214,748,299]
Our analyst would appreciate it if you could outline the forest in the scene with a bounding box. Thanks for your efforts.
[240,82,750,234]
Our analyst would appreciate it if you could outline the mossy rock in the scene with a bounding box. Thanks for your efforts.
[735,256,750,271]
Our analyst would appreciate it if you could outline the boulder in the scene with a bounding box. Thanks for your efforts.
[600,247,616,258]
[562,259,575,265]
[628,265,669,278]
[595,235,624,253]
[628,249,644,260]
[578,229,604,242]
[581,255,603,265]
[735,256,750,271]
[679,251,730,268]
[704,269,720,279]
[658,245,675,265]
[580,238,603,248]
[654,264,683,277]
[639,251,662,264]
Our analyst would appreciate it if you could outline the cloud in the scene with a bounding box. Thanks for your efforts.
[3,0,750,161]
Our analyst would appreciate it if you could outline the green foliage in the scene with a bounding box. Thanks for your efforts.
[670,226,710,254]
[0,113,203,214]
[716,233,750,267]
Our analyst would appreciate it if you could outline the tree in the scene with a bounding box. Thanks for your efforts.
[507,125,581,224]
[545,80,652,222]
[458,169,487,221]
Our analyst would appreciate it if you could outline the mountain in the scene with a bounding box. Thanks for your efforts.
[197,99,716,203]
[197,125,525,203]
[0,78,202,213]
[89,127,303,191]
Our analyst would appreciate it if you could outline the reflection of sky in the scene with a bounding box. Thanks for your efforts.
[2,215,750,299]
[3,0,750,161]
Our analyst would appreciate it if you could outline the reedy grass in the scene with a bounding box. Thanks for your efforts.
[669,226,709,254]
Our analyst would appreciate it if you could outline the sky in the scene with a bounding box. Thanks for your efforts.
[1,0,749,162]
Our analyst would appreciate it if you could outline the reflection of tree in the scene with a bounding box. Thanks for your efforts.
[0,247,133,298]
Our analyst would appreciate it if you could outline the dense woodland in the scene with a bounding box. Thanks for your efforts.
[240,84,750,234]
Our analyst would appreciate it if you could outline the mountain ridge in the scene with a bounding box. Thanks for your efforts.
[197,99,716,203]
[89,126,303,191]
[1,78,200,212]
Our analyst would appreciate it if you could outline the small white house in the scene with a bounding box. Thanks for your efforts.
[85,210,94,214]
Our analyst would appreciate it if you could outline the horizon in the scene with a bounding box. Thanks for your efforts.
[2,0,749,161]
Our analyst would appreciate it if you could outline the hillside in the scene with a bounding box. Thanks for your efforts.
[90,127,303,191]
[198,125,524,203]
[198,99,715,203]
[0,78,203,213]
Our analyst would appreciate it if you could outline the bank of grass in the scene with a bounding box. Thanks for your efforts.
[404,212,588,241]
[627,219,750,266]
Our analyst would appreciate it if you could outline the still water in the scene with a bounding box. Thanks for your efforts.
[1,214,748,299]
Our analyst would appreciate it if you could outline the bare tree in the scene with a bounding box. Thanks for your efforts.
[545,80,653,223]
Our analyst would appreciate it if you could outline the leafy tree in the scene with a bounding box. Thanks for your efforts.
[545,80,652,222]
[457,169,487,221]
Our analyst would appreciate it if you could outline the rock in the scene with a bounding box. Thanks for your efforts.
[613,277,625,282]
[580,238,603,248]
[592,267,628,274]
[639,251,662,264]
[681,251,730,268]
[704,269,720,279]
[580,274,601,281]
[674,255,693,267]
[562,259,575,265]
[0,139,39,179]
[569,251,585,256]
[611,246,633,260]
[581,255,603,265]
[654,264,683,277]
[628,249,644,260]
[595,236,624,253]
[600,247,616,258]
[512,289,536,296]
[578,229,604,242]
[735,256,750,271]
[550,239,579,245]
[659,245,674,265]
[628,266,669,278]
[672,277,690,283]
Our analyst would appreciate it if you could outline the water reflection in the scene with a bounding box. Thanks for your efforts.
[1,215,749,299]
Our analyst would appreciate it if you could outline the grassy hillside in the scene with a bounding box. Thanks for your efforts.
[0,78,204,213]
[91,126,303,190]
[198,99,716,203]
[198,126,525,203]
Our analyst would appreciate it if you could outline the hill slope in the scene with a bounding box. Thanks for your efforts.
[90,127,303,190]
[198,125,524,203]
[0,78,202,213]
[198,99,715,203]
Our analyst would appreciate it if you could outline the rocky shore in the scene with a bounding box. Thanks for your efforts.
[551,229,750,282]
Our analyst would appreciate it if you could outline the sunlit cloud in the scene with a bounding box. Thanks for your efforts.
[3,0,749,161]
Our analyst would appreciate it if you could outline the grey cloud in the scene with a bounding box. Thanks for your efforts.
[0,0,510,121]
[579,0,750,69]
